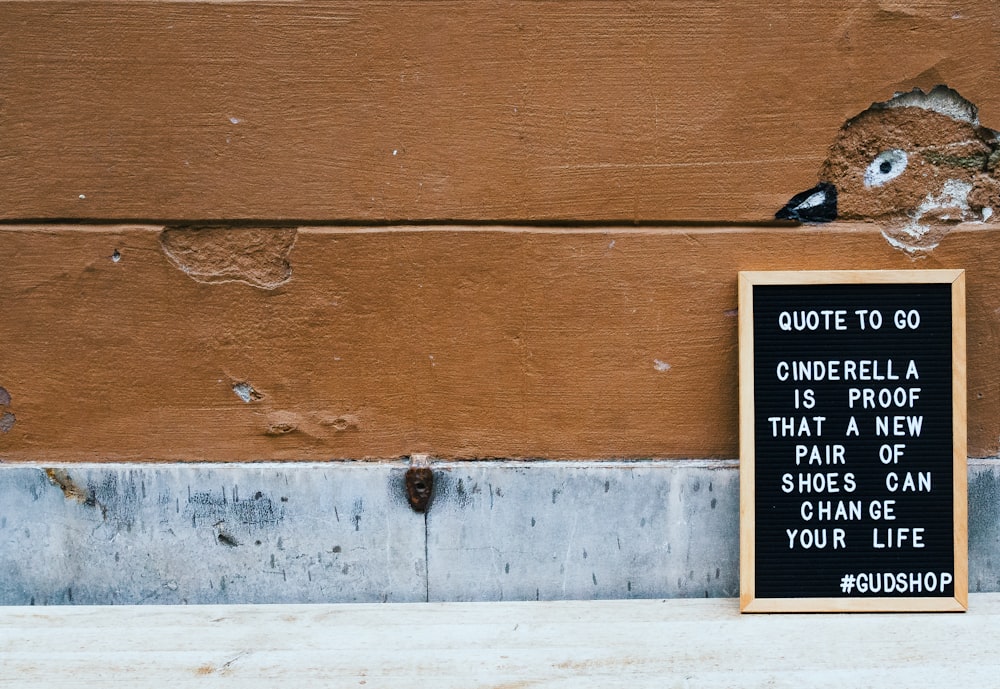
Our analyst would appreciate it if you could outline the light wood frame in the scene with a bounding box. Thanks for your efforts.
[738,270,967,613]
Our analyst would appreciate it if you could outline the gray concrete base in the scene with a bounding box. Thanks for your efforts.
[1,459,998,604]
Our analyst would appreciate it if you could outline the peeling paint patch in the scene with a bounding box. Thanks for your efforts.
[884,178,975,253]
[319,414,359,432]
[777,86,1000,254]
[264,411,300,435]
[160,226,296,289]
[0,387,15,434]
[653,359,672,372]
[232,382,261,403]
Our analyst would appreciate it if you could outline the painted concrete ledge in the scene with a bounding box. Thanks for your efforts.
[5,595,1000,688]
[1,459,998,605]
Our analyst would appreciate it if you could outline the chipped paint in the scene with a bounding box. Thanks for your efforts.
[885,178,975,252]
[159,226,296,289]
[778,86,1000,253]
[873,84,980,125]
[232,382,261,403]
[264,410,300,435]
[0,387,16,434]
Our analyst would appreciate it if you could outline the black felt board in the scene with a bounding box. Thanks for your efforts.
[739,271,967,613]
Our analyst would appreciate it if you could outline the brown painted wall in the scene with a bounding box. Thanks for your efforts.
[2,2,998,462]
[1,224,998,461]
[1,1,998,222]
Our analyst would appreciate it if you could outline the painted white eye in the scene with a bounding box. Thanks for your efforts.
[864,149,908,188]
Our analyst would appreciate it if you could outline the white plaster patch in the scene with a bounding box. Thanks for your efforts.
[881,230,936,254]
[884,179,974,253]
[876,86,979,126]
[918,179,973,221]
[653,359,672,372]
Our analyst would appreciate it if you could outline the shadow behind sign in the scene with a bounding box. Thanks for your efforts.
[739,270,967,613]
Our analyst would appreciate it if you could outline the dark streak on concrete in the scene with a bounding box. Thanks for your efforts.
[351,499,363,532]
[88,473,141,530]
[187,488,285,529]
[430,471,475,510]
[43,469,146,533]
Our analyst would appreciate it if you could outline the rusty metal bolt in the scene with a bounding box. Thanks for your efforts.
[405,454,434,512]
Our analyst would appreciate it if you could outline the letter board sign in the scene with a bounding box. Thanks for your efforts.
[738,270,967,612]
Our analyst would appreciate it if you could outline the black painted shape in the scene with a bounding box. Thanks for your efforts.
[775,182,838,223]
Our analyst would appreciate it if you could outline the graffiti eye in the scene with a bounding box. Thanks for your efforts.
[864,149,908,188]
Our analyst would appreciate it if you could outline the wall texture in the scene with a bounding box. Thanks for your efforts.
[1,224,999,462]
[2,2,998,223]
[2,1,998,604]
[4,459,1000,605]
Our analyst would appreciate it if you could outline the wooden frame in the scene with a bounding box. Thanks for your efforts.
[739,270,967,613]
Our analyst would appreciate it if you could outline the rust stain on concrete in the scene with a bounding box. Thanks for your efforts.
[44,468,91,504]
